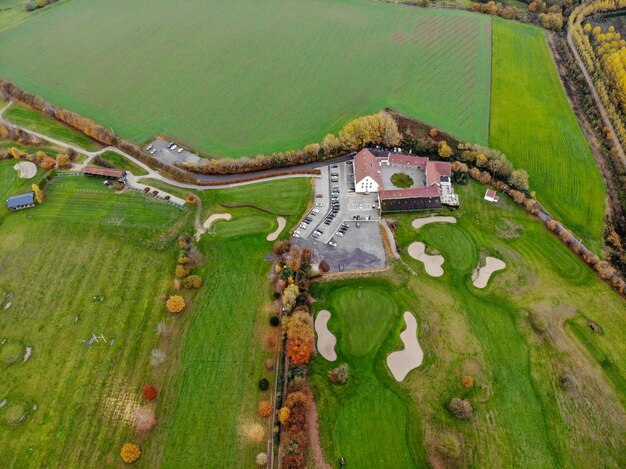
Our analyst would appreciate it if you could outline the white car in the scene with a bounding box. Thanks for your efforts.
[292,231,300,238]
[171,144,178,150]
[312,208,320,214]
[336,231,344,237]
[299,222,308,229]
[328,239,337,247]
[177,147,184,153]
[315,202,323,207]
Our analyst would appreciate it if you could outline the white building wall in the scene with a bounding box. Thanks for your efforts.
[355,176,379,193]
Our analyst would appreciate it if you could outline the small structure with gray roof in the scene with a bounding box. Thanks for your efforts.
[7,192,35,211]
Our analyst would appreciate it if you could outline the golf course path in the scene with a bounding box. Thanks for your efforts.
[387,311,423,382]
[408,242,445,277]
[314,310,337,361]
[472,257,506,288]
[266,216,286,242]
[412,215,456,230]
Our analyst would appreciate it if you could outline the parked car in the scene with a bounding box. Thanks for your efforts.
[293,231,301,238]
[177,147,184,153]
[336,231,344,237]
[312,208,320,214]
[331,164,338,169]
[341,223,350,229]
[313,229,323,236]
[328,239,337,247]
[300,222,308,229]
[356,222,361,228]
[149,148,157,154]
[171,144,178,150]
[315,202,323,207]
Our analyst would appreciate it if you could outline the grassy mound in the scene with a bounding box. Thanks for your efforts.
[390,173,414,189]
[2,402,26,426]
[0,340,23,366]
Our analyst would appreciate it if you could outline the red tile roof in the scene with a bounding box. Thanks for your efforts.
[82,166,126,178]
[354,149,383,186]
[426,161,452,186]
[380,186,440,200]
[388,154,428,167]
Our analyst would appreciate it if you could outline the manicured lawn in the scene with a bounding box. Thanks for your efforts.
[0,175,187,467]
[313,181,626,468]
[0,0,491,157]
[388,181,626,467]
[154,177,312,467]
[310,281,426,468]
[490,19,605,251]
[0,158,44,216]
[4,102,101,151]
[97,150,148,176]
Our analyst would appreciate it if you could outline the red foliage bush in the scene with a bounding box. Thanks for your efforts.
[142,385,158,401]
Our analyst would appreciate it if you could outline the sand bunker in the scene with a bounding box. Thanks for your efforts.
[412,216,456,230]
[472,257,506,288]
[315,310,337,361]
[266,216,286,242]
[203,213,232,230]
[408,242,444,277]
[13,161,37,179]
[387,311,423,382]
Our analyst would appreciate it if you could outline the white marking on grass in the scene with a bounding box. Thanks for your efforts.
[408,242,444,277]
[411,215,456,230]
[472,257,506,288]
[315,310,337,361]
[387,311,423,382]
[23,346,32,363]
[266,216,286,242]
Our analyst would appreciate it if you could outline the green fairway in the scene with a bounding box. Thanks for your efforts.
[3,102,101,151]
[154,178,312,467]
[0,175,186,467]
[310,281,425,468]
[96,150,148,176]
[0,0,491,157]
[490,19,605,251]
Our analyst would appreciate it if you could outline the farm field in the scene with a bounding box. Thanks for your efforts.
[0,0,492,157]
[0,176,186,467]
[312,181,626,468]
[490,19,605,251]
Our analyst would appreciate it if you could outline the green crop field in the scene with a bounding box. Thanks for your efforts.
[0,0,491,157]
[312,181,626,468]
[490,19,605,251]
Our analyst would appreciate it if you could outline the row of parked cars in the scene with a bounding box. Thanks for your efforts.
[292,204,323,238]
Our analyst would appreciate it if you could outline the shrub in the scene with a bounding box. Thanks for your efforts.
[133,406,157,432]
[448,397,473,420]
[150,349,167,367]
[269,315,280,327]
[175,264,189,278]
[182,275,202,289]
[258,400,273,417]
[256,452,269,466]
[461,375,474,389]
[155,321,170,336]
[120,443,141,464]
[242,422,266,443]
[436,432,462,459]
[285,312,314,365]
[186,195,197,204]
[531,314,548,332]
[166,295,186,313]
[259,378,270,391]
[319,260,330,273]
[279,406,290,425]
[142,385,158,401]
[328,363,350,385]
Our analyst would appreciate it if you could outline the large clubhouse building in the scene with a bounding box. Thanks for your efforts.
[353,148,459,212]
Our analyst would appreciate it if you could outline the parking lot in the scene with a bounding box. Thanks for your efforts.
[147,137,204,166]
[293,159,386,272]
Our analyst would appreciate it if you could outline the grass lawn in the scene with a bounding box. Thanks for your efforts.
[0,0,491,157]
[96,151,149,176]
[0,176,187,467]
[310,281,426,468]
[0,158,45,216]
[3,102,101,151]
[152,178,312,467]
[313,181,626,468]
[490,19,605,251]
